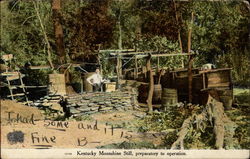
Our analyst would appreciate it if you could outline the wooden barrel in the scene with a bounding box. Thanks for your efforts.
[83,72,94,92]
[48,74,66,95]
[138,83,162,104]
[138,83,148,103]
[153,84,162,104]
[161,88,178,109]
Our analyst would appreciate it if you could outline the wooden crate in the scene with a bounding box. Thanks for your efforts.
[105,82,116,92]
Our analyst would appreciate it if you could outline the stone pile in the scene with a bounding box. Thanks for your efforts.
[66,91,137,116]
[31,94,64,118]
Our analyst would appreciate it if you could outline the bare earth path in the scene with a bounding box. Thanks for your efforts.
[1,100,162,149]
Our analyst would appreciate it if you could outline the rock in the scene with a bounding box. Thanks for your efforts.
[33,102,42,106]
[66,103,77,107]
[51,103,63,111]
[90,107,99,111]
[77,107,91,112]
[50,96,61,100]
[99,107,113,111]
[133,113,146,118]
[70,108,81,114]
[42,103,52,107]
[77,103,88,107]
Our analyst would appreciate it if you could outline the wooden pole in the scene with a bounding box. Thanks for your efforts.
[173,0,184,68]
[188,12,194,103]
[157,56,160,71]
[116,6,123,89]
[135,56,138,79]
[146,54,153,112]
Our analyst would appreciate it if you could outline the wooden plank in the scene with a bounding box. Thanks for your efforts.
[1,54,13,61]
[24,85,47,88]
[110,50,195,56]
[29,65,51,70]
[1,72,19,76]
[99,49,135,53]
[28,63,98,70]
[207,82,231,88]
[6,75,19,81]
[7,93,26,97]
[201,87,232,91]
[136,53,195,58]
[199,68,232,74]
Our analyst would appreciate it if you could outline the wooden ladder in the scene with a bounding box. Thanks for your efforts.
[3,71,30,106]
[1,54,30,105]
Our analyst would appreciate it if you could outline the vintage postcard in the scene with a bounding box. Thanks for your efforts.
[0,0,249,158]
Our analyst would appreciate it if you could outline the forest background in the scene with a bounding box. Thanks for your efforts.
[0,0,249,87]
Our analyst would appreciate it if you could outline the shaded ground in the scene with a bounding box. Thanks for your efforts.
[1,88,249,149]
[1,100,44,124]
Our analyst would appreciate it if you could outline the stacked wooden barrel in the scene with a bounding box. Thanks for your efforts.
[161,88,178,110]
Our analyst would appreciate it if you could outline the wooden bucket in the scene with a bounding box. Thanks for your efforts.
[153,84,162,104]
[161,88,178,109]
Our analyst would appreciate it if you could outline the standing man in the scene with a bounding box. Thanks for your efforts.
[86,68,104,92]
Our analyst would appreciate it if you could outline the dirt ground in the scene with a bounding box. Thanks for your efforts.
[1,100,163,149]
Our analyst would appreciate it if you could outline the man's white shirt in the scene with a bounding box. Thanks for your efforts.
[87,73,103,85]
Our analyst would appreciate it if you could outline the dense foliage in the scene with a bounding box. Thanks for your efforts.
[0,0,249,85]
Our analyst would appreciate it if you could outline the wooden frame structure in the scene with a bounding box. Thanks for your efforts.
[101,49,195,112]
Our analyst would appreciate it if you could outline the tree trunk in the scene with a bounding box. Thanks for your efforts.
[33,1,54,70]
[52,0,74,94]
[146,54,153,112]
[188,12,194,103]
[52,0,66,65]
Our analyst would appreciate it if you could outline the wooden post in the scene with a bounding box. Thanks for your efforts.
[157,56,160,71]
[202,73,206,89]
[116,7,123,89]
[188,12,194,103]
[97,44,102,74]
[146,54,153,112]
[173,0,184,68]
[135,56,138,79]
